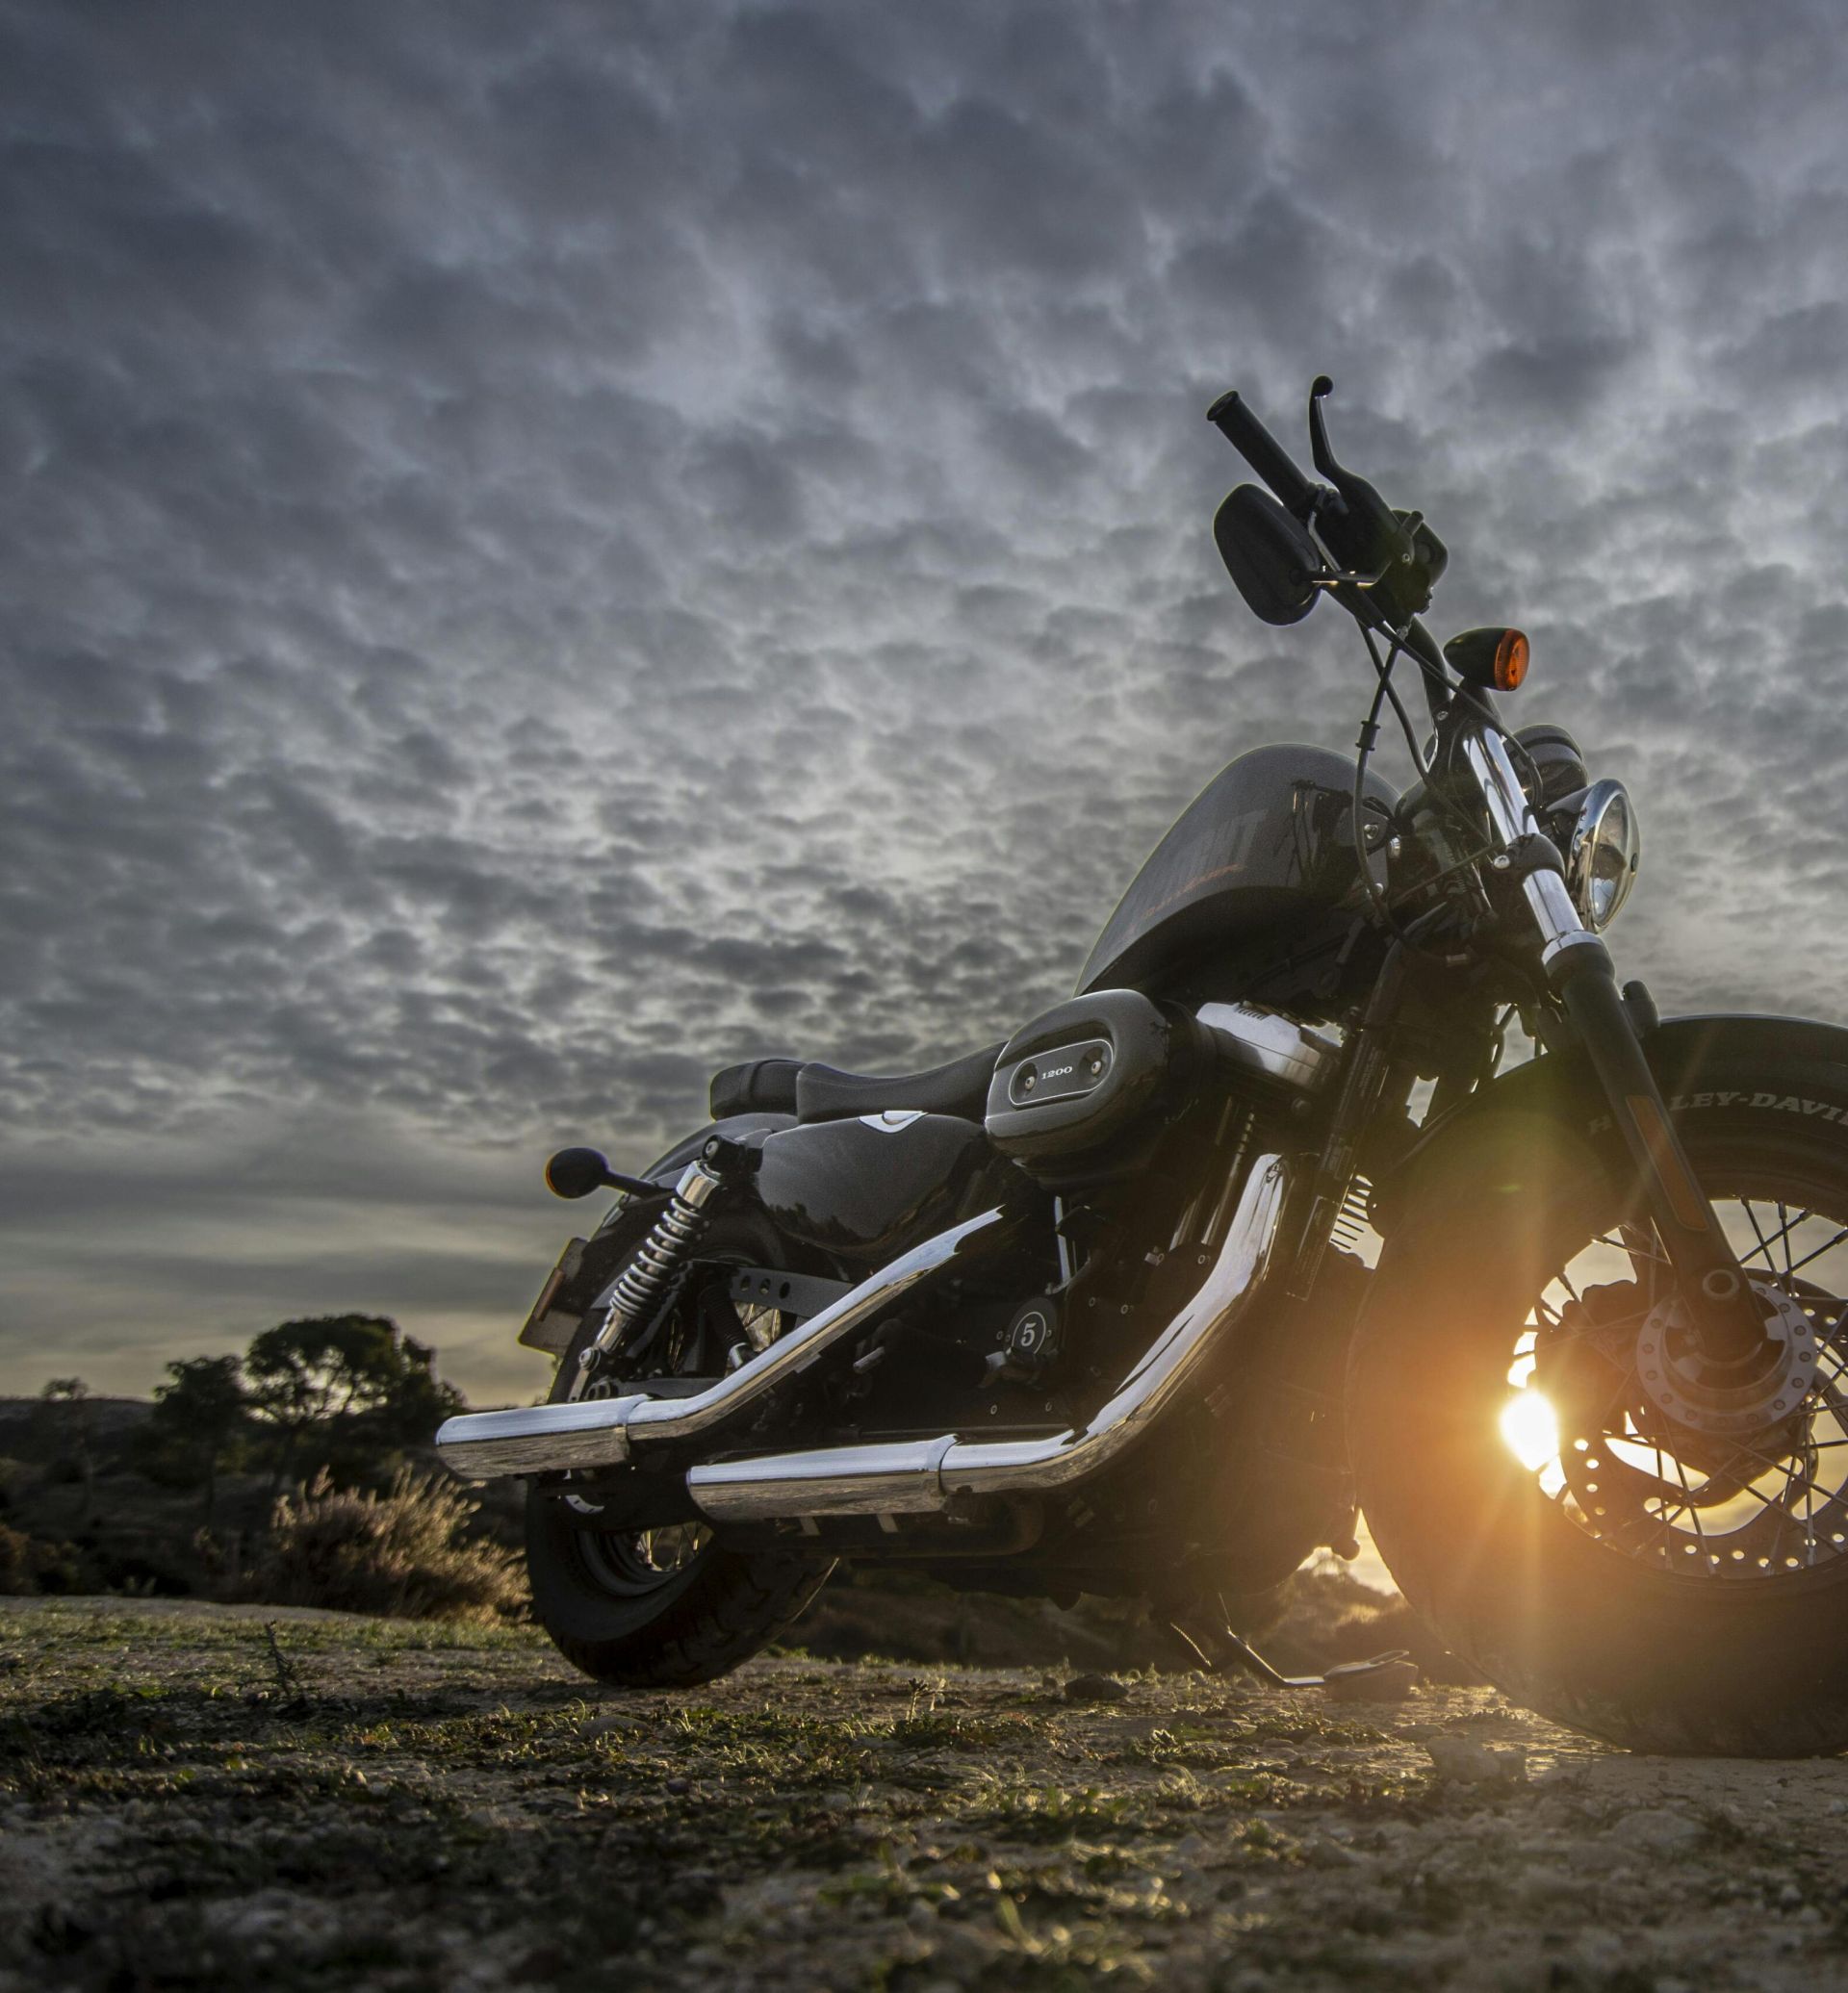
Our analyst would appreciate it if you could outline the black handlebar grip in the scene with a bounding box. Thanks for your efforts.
[1206,391,1317,521]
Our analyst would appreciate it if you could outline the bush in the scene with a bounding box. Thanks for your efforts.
[0,1520,82,1596]
[250,1469,526,1623]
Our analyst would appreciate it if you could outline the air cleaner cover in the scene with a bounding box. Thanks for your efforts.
[986,988,1197,1173]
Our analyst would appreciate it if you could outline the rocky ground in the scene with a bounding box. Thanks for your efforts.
[3,1598,1846,1991]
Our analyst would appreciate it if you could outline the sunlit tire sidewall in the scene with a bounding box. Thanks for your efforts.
[1352,1077,1848,1755]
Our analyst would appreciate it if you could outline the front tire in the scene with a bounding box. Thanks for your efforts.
[1352,1065,1848,1756]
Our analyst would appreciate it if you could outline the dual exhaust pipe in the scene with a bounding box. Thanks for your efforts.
[437,1158,1287,1524]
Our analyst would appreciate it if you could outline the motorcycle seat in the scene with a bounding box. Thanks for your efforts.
[708,1045,1003,1126]
[794,1042,1004,1124]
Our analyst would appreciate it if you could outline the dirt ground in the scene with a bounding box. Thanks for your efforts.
[2,1598,1846,1991]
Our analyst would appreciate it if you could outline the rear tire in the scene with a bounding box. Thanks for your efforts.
[1351,1067,1848,1756]
[524,1207,832,1688]
[526,1496,829,1688]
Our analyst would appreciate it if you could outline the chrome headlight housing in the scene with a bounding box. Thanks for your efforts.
[1565,779,1640,931]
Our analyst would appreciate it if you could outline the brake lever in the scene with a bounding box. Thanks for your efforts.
[1308,374,1348,511]
[1305,376,1435,626]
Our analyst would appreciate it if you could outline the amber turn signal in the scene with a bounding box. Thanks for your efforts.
[1443,626,1530,692]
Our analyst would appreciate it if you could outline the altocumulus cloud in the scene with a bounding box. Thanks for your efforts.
[4,0,1848,1401]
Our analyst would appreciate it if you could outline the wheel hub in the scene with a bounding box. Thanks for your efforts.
[1634,1280,1818,1440]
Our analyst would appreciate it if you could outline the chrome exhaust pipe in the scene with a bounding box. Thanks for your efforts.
[687,1156,1287,1523]
[435,1206,1015,1481]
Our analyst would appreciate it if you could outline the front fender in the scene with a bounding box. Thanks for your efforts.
[1374,1011,1848,1236]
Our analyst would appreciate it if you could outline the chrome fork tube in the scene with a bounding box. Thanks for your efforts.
[1456,711,1762,1359]
[1458,721,1605,979]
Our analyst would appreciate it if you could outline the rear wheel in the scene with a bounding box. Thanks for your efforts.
[1351,1077,1848,1755]
[525,1208,831,1688]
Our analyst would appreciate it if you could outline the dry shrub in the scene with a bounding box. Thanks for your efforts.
[253,1468,526,1623]
[0,1520,81,1596]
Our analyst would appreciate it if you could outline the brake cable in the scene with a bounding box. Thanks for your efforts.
[1348,629,1489,960]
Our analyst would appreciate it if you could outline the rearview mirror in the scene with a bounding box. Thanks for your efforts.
[1213,485,1320,626]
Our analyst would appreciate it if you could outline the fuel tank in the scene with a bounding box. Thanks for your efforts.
[755,1111,1005,1266]
[1078,743,1396,997]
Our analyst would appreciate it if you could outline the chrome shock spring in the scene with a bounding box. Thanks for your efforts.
[580,1157,729,1374]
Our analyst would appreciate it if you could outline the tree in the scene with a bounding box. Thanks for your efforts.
[244,1316,465,1492]
[144,1356,248,1520]
[38,1378,94,1523]
[368,1331,466,1448]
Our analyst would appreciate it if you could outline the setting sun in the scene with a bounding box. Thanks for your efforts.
[1499,1388,1560,1472]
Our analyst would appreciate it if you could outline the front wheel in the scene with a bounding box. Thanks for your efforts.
[1352,1071,1848,1755]
[525,1206,831,1688]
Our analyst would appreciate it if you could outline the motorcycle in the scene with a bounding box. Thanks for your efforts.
[439,377,1848,1756]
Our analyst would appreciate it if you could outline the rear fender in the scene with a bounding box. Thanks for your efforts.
[1373,1011,1848,1239]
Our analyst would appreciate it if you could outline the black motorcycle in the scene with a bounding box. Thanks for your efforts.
[440,378,1848,1756]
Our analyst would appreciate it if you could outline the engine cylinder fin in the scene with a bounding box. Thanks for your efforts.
[1331,1173,1373,1254]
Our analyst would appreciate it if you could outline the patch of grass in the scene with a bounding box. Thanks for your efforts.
[891,1707,1047,1750]
[985,1889,1161,1986]
[965,1775,1144,1844]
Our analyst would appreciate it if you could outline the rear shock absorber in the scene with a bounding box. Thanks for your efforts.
[579,1135,761,1377]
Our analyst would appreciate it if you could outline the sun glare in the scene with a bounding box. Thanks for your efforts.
[1500,1388,1560,1472]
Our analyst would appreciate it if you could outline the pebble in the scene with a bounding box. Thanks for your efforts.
[1607,1807,1702,1852]
[1424,1735,1528,1786]
[578,1713,634,1741]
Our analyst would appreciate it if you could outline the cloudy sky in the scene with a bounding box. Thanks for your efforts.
[5,1,1848,1408]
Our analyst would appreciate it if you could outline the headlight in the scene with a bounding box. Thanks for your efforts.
[1565,779,1640,931]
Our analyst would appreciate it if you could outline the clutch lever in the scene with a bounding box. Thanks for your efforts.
[1308,372,1345,491]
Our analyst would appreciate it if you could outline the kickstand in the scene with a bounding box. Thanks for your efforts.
[1168,1599,1412,1695]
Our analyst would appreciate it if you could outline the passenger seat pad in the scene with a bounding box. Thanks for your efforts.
[708,1058,802,1120]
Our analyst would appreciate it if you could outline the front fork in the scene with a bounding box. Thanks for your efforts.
[1460,723,1766,1363]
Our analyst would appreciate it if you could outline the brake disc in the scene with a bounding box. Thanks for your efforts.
[1544,1279,1846,1577]
[1634,1281,1819,1439]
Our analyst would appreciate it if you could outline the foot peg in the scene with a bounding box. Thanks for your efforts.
[1168,1614,1417,1699]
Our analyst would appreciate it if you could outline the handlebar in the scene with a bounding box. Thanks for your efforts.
[1210,378,1450,640]
[1205,390,1318,522]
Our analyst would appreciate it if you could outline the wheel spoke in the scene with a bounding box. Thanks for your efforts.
[1668,1449,1708,1557]
[1784,1225,1848,1282]
[1514,1170,1848,1581]
[1595,1228,1671,1272]
[1741,1200,1807,1274]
